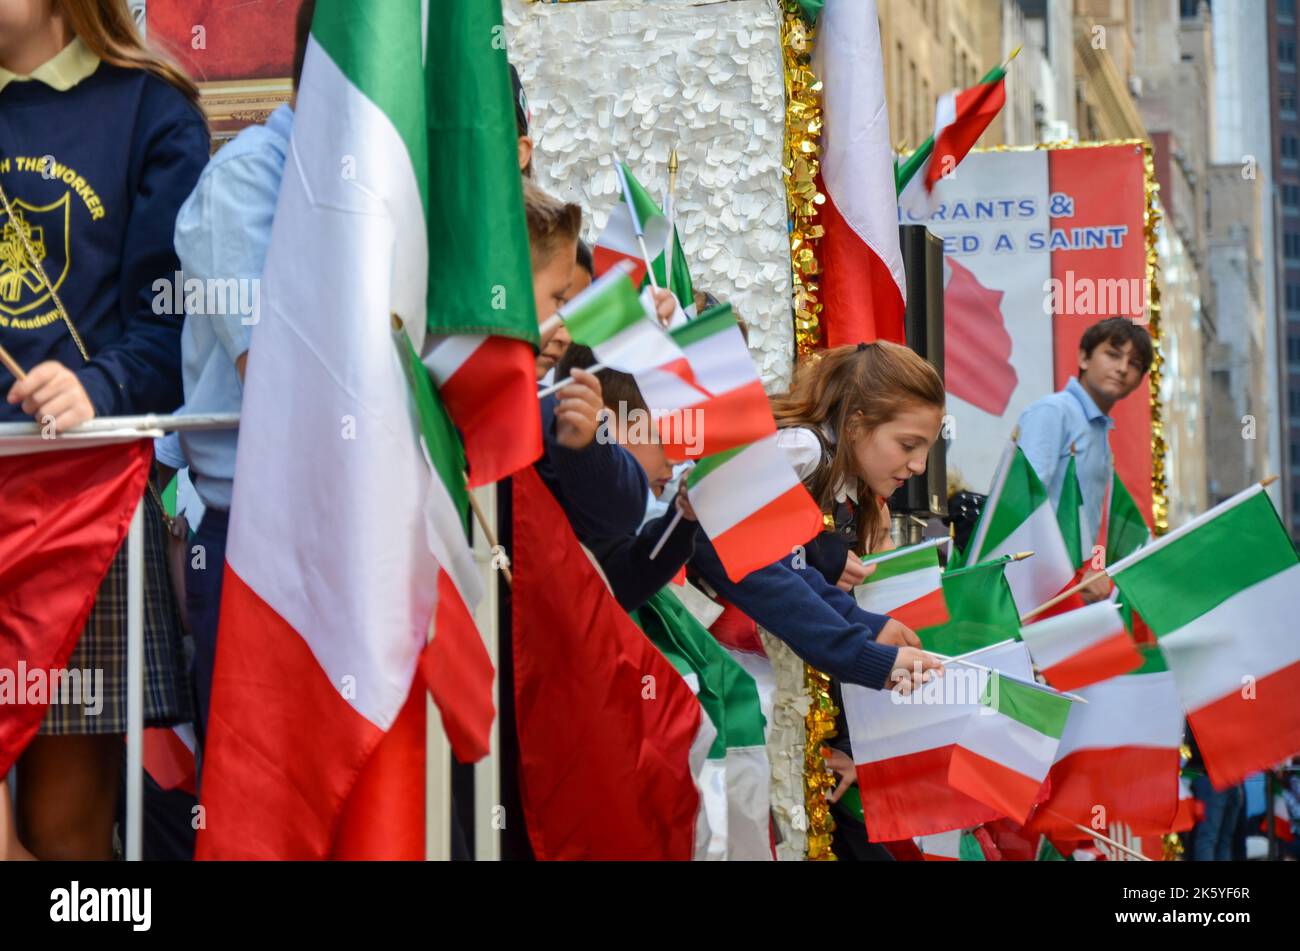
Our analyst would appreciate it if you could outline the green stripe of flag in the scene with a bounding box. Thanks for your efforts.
[425,0,538,344]
[918,556,1019,657]
[859,541,941,583]
[618,162,666,238]
[1110,491,1296,635]
[397,329,469,532]
[671,303,733,348]
[978,448,1051,556]
[1107,472,1149,563]
[983,673,1071,739]
[311,0,427,209]
[562,273,647,347]
[688,444,746,486]
[1057,455,1084,568]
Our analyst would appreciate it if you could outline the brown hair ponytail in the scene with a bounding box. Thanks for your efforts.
[771,342,945,552]
[59,0,202,108]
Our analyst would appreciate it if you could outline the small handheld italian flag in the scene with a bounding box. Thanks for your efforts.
[593,159,670,284]
[1107,481,1300,790]
[854,537,950,630]
[948,671,1072,824]
[558,262,686,376]
[644,188,695,322]
[634,303,775,461]
[966,438,1075,616]
[1103,470,1154,642]
[686,435,824,582]
[897,59,1009,217]
[1019,599,1141,692]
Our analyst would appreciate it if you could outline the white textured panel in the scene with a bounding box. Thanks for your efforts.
[505,0,794,388]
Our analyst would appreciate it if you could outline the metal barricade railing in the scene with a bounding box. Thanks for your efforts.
[2,412,485,861]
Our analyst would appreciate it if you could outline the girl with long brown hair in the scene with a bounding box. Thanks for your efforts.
[1,0,209,859]
[774,341,948,857]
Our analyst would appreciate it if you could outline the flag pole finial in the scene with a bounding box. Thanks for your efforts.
[1010,551,1035,562]
[1262,474,1279,488]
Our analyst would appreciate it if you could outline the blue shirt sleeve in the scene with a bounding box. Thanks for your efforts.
[75,83,209,417]
[690,536,900,689]
[535,393,648,539]
[1016,397,1068,492]
[173,134,284,362]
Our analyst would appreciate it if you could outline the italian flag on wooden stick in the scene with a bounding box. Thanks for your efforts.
[645,189,695,322]
[635,303,776,461]
[949,671,1072,824]
[1108,482,1300,789]
[843,640,1034,841]
[422,0,542,488]
[197,0,491,859]
[686,435,824,582]
[854,537,951,630]
[1027,668,1183,837]
[917,555,1020,657]
[1019,600,1141,691]
[559,262,685,375]
[897,61,1008,217]
[967,440,1076,615]
[593,160,670,284]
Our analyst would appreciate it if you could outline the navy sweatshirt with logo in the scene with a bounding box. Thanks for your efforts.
[0,59,209,420]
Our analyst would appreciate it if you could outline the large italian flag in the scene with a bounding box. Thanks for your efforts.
[897,65,1008,218]
[1026,666,1183,837]
[966,441,1076,616]
[686,435,824,582]
[812,0,905,346]
[634,303,776,461]
[854,537,950,630]
[197,0,492,859]
[512,468,704,860]
[1108,483,1300,789]
[421,0,542,488]
[948,671,1072,824]
[843,640,1034,841]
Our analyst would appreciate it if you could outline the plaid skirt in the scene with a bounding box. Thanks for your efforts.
[39,490,194,736]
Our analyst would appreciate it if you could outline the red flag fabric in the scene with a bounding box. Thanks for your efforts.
[943,257,1018,416]
[0,441,152,775]
[512,466,703,860]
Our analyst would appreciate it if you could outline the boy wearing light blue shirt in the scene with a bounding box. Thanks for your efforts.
[171,100,293,742]
[1016,317,1152,601]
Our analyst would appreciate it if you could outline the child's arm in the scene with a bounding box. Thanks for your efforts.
[78,89,211,418]
[690,536,900,689]
[537,375,649,539]
[587,502,699,611]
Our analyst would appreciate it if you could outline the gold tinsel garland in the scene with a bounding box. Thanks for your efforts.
[1139,140,1169,537]
[781,2,826,359]
[781,0,839,861]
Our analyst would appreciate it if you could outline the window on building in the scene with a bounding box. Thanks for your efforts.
[1284,88,1299,113]
[1283,135,1299,159]
[1287,232,1300,258]
[1282,0,1297,19]
[1281,39,1297,65]
[1291,389,1300,416]
[1288,283,1300,309]
[1292,441,1300,467]
[1291,335,1300,364]
[1287,184,1300,209]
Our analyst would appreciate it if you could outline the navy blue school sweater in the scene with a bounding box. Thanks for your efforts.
[690,537,899,690]
[534,392,650,539]
[0,53,209,420]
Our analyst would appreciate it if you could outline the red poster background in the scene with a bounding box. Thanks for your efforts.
[1048,145,1153,528]
[147,0,300,83]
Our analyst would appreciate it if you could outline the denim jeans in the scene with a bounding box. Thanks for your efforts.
[1192,776,1242,861]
